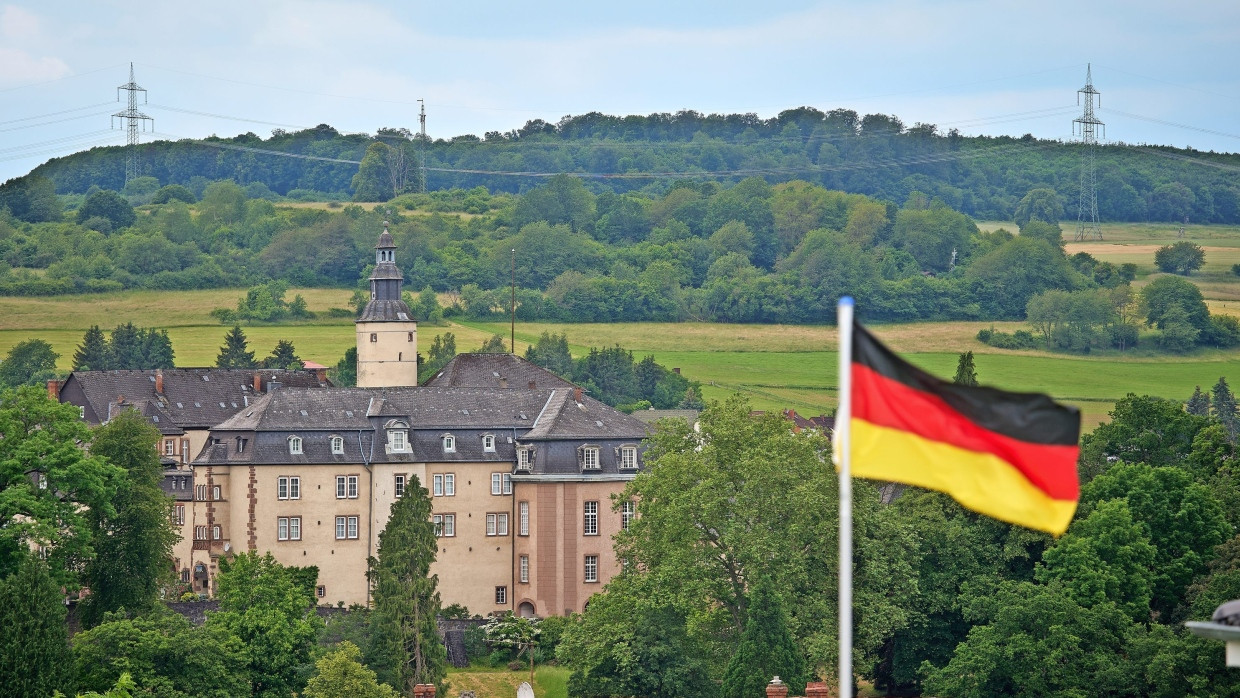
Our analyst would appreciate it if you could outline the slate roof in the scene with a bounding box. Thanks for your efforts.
[357,299,415,322]
[423,353,574,390]
[62,368,331,429]
[522,389,649,441]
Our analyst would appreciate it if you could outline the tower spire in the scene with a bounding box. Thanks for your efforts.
[1073,63,1105,242]
[355,221,418,388]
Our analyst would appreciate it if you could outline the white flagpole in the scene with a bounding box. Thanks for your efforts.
[835,296,854,698]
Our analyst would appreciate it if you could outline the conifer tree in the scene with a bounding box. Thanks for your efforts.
[333,347,357,387]
[1187,385,1212,417]
[74,325,111,371]
[79,410,178,627]
[721,577,808,698]
[263,340,301,370]
[418,333,456,382]
[108,322,143,370]
[138,328,175,369]
[368,476,447,694]
[216,325,257,369]
[0,555,74,697]
[1213,376,1238,441]
[953,350,979,386]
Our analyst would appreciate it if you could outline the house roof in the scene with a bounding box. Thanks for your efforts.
[423,353,575,390]
[521,389,649,441]
[62,368,331,429]
[357,299,415,322]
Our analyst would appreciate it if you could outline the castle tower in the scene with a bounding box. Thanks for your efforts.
[356,222,418,387]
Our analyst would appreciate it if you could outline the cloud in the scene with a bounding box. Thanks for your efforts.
[0,47,71,88]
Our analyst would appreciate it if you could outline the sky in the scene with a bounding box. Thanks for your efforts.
[1,0,1238,184]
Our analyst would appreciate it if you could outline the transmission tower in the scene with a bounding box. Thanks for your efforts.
[112,62,153,185]
[417,99,427,193]
[1073,64,1105,242]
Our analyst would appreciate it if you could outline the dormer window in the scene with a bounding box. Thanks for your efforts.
[482,434,496,453]
[288,436,302,455]
[516,447,531,471]
[442,434,456,453]
[619,445,639,469]
[331,436,344,455]
[385,420,410,453]
[579,445,600,470]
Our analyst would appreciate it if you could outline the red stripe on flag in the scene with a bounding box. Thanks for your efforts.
[852,363,1079,501]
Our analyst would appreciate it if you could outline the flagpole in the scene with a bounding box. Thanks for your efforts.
[835,296,854,698]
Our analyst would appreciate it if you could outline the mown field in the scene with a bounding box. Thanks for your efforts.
[445,665,568,698]
[3,221,1240,428]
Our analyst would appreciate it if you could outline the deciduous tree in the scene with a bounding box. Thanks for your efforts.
[0,338,59,388]
[303,641,397,698]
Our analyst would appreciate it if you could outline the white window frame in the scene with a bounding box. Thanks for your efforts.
[289,476,299,500]
[278,517,289,541]
[394,474,406,498]
[502,472,512,495]
[289,436,302,455]
[434,514,456,537]
[491,473,503,495]
[164,439,175,456]
[583,501,598,536]
[497,512,508,536]
[277,476,289,500]
[442,434,456,453]
[620,445,638,469]
[347,475,359,499]
[517,447,531,470]
[336,517,347,539]
[336,476,347,499]
[584,555,598,583]
[445,473,455,496]
[621,500,636,530]
[212,525,221,540]
[581,446,600,470]
[495,586,507,605]
[195,525,207,540]
[388,429,408,452]
[483,434,496,452]
[486,513,497,536]
[519,555,529,583]
[212,485,221,501]
[518,501,529,536]
[347,516,358,539]
[433,474,443,497]
[289,516,301,540]
[331,436,344,455]
[173,504,185,525]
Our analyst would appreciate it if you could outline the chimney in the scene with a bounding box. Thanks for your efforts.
[805,682,831,698]
[766,677,788,698]
[46,379,61,400]
[528,380,536,389]
[253,373,262,393]
[267,380,282,393]
[155,369,164,395]
[315,367,327,383]
[672,367,681,375]
[573,387,583,403]
[412,685,436,698]
[499,377,508,389]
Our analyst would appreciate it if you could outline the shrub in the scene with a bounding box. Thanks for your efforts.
[463,625,487,661]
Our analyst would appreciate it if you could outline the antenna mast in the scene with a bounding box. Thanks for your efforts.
[1073,64,1104,242]
[418,99,427,194]
[112,62,154,185]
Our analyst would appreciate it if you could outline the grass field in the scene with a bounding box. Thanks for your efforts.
[445,665,568,698]
[6,222,1240,426]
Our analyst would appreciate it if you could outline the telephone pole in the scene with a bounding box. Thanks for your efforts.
[1073,64,1104,242]
[418,99,427,193]
[112,62,153,185]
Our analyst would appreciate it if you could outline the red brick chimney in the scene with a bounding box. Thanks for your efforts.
[46,379,61,400]
[155,369,164,395]
[528,380,536,389]
[253,373,262,393]
[673,367,681,374]
[573,387,583,403]
[315,367,327,383]
[766,677,789,698]
[805,682,831,698]
[412,685,436,698]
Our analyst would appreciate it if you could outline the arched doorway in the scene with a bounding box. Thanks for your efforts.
[518,601,536,618]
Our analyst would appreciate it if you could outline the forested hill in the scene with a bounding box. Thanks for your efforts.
[21,107,1240,223]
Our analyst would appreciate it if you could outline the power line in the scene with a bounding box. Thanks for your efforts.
[1073,64,1104,242]
[0,102,116,126]
[1102,108,1240,142]
[0,63,127,93]
[0,109,117,133]
[112,63,154,184]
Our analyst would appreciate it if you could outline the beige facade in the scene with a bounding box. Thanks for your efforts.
[355,321,418,388]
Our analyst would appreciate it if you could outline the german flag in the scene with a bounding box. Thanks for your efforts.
[849,321,1081,535]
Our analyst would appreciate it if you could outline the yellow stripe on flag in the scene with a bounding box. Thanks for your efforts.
[851,419,1077,535]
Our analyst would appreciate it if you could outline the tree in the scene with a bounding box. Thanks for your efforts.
[524,331,573,376]
[484,613,540,684]
[79,410,179,628]
[721,578,808,698]
[333,347,357,387]
[513,174,596,233]
[303,641,398,698]
[138,327,175,369]
[1013,188,1064,229]
[418,332,455,382]
[77,190,136,231]
[216,325,257,369]
[1155,241,1206,275]
[1142,275,1210,333]
[74,326,111,371]
[1187,386,1211,417]
[1212,376,1238,442]
[475,334,506,353]
[1155,303,1201,353]
[1078,394,1208,477]
[615,396,917,671]
[0,555,74,698]
[73,610,250,698]
[205,551,321,697]
[0,339,59,388]
[107,323,143,370]
[0,387,121,584]
[150,184,196,205]
[367,476,447,694]
[953,351,979,386]
[263,340,301,370]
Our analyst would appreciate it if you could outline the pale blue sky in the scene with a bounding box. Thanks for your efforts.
[2,0,1237,184]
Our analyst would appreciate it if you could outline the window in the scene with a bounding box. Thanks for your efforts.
[277,476,289,499]
[278,517,288,541]
[503,473,512,494]
[331,436,344,455]
[492,473,511,495]
[237,438,246,453]
[497,513,508,535]
[495,586,507,605]
[370,333,378,342]
[584,555,599,583]
[483,434,495,452]
[289,516,300,540]
[518,501,529,536]
[164,439,175,456]
[388,430,407,452]
[444,474,455,496]
[317,585,326,598]
[487,513,509,536]
[433,514,456,537]
[289,436,302,455]
[347,516,358,539]
[620,445,638,469]
[442,435,455,453]
[517,447,531,470]
[433,474,443,497]
[583,501,598,536]
[212,525,221,540]
[212,485,221,501]
[408,332,414,342]
[519,555,529,583]
[79,406,85,419]
[196,484,206,500]
[347,475,358,499]
[394,475,406,498]
[336,476,347,499]
[580,446,600,470]
[336,516,358,540]
[336,517,346,539]
[181,439,190,462]
[621,501,636,530]
[289,477,299,499]
[195,525,207,540]
[181,569,190,583]
[173,504,185,525]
